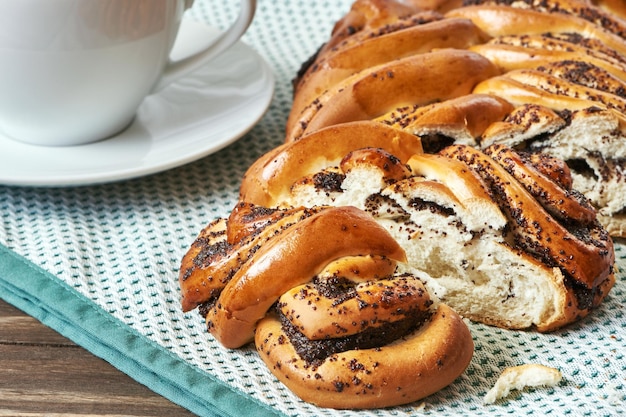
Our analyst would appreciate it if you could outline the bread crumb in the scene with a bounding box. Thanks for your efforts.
[483,364,562,404]
[413,402,426,412]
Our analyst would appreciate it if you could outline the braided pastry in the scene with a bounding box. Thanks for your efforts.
[240,121,615,331]
[180,203,474,408]
[452,1,626,235]
[289,0,625,235]
[205,205,410,348]
[178,0,623,409]
[442,144,612,290]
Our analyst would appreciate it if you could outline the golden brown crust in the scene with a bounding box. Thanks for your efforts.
[255,303,473,409]
[461,0,626,37]
[446,5,626,55]
[317,255,399,283]
[290,17,490,126]
[406,152,508,228]
[340,147,413,180]
[239,121,422,207]
[406,0,464,13]
[494,34,626,67]
[178,217,229,312]
[484,145,597,224]
[312,0,426,57]
[503,69,626,113]
[537,60,626,97]
[376,93,514,148]
[287,49,500,141]
[178,205,325,312]
[205,206,407,348]
[526,152,574,191]
[471,44,626,84]
[473,74,626,117]
[278,276,432,340]
[590,0,626,19]
[294,7,444,98]
[480,103,567,148]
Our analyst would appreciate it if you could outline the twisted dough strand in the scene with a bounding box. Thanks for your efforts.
[440,144,614,289]
[178,204,325,312]
[205,206,407,348]
[256,302,472,409]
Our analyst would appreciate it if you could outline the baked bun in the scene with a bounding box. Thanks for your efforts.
[180,202,474,408]
[179,0,623,409]
[288,0,625,235]
[242,125,615,331]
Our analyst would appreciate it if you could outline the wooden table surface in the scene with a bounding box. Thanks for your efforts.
[0,299,196,416]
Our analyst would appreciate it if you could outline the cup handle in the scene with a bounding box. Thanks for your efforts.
[152,0,257,92]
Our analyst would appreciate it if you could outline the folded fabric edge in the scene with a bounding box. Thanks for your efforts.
[0,244,284,417]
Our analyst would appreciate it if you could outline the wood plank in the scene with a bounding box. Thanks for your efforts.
[0,301,74,346]
[0,299,196,416]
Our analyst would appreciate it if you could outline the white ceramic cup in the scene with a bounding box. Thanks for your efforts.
[0,0,256,146]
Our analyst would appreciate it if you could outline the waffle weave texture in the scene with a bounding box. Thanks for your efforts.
[0,1,624,416]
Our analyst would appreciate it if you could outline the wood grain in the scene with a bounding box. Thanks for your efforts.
[0,299,196,416]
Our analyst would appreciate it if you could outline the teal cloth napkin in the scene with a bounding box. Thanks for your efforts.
[1,1,625,416]
[0,245,280,417]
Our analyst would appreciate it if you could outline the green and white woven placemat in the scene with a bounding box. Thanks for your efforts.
[0,1,624,416]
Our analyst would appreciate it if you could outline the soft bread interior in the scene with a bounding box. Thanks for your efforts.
[278,150,608,331]
[482,106,626,236]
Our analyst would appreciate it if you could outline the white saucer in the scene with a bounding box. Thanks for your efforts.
[0,20,274,187]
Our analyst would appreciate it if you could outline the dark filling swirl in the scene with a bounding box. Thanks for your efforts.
[277,305,432,367]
